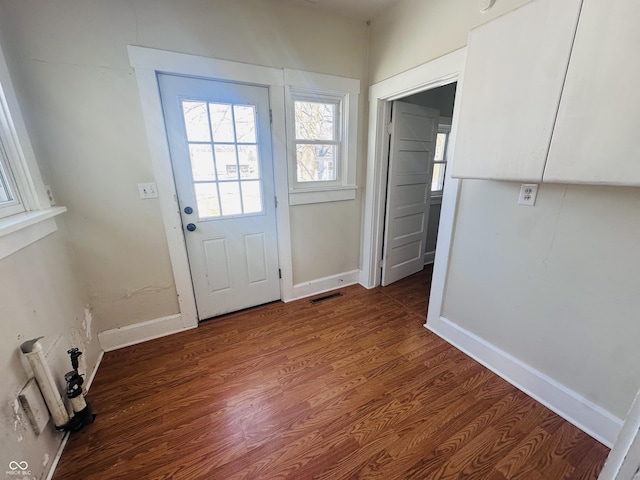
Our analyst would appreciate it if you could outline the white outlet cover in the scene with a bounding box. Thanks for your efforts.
[518,183,539,206]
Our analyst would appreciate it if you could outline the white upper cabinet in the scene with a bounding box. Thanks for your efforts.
[544,0,640,186]
[451,0,583,182]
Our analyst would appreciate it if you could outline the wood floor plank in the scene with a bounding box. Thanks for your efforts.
[53,267,609,479]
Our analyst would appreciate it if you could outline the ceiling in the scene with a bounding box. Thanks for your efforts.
[287,0,402,22]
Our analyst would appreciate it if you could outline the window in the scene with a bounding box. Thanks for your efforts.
[293,95,340,184]
[181,100,264,218]
[0,133,24,218]
[0,41,60,260]
[431,123,451,194]
[285,69,359,205]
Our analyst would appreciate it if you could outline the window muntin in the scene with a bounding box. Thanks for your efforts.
[292,97,341,184]
[181,100,263,219]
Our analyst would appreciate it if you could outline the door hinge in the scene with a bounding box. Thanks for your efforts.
[387,122,393,135]
[378,259,384,269]
[269,109,273,124]
[279,269,282,279]
[274,196,278,208]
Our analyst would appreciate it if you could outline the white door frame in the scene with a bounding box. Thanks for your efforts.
[360,47,466,328]
[128,46,294,328]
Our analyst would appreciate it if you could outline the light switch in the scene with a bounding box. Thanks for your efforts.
[137,182,158,199]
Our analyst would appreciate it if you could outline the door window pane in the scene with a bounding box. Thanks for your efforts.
[241,181,262,214]
[219,181,242,216]
[195,183,220,218]
[238,145,259,179]
[209,103,235,142]
[188,144,216,181]
[234,105,257,143]
[214,145,238,180]
[182,101,211,142]
[434,132,448,161]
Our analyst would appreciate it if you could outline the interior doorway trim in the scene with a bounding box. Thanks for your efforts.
[360,47,466,328]
[128,46,294,328]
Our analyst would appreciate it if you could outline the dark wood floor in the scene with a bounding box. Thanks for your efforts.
[54,267,609,479]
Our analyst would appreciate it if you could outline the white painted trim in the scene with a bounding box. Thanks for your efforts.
[598,388,640,479]
[428,316,622,448]
[284,69,360,205]
[361,47,466,301]
[423,251,435,265]
[46,349,104,480]
[288,187,356,205]
[289,269,360,302]
[97,314,194,352]
[0,208,66,260]
[128,46,294,319]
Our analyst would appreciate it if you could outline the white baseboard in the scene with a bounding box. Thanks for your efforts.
[427,316,623,448]
[289,269,360,302]
[98,314,194,352]
[423,251,435,265]
[46,347,104,480]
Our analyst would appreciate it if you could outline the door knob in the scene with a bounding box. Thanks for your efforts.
[186,223,196,232]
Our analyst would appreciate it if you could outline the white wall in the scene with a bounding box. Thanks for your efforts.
[370,0,532,84]
[0,225,102,479]
[0,0,369,329]
[371,0,640,423]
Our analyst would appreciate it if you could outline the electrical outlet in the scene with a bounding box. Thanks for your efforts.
[137,182,158,199]
[44,185,56,206]
[518,183,538,206]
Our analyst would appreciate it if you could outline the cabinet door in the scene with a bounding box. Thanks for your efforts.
[451,0,582,181]
[544,0,640,186]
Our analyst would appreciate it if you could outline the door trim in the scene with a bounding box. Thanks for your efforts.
[360,47,466,329]
[128,46,294,327]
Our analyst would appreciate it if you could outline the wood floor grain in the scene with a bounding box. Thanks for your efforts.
[53,267,609,479]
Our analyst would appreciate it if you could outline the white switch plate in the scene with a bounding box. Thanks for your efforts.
[19,378,50,435]
[518,183,538,206]
[137,182,158,199]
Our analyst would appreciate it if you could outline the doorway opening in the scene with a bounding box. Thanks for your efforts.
[360,46,466,328]
[379,83,457,317]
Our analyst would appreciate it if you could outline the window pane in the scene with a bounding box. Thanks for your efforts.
[209,103,235,142]
[431,162,446,192]
[188,144,216,181]
[182,101,210,142]
[294,101,336,141]
[214,145,238,180]
[219,181,242,216]
[241,181,262,214]
[434,132,448,161]
[195,183,220,218]
[238,145,259,179]
[234,105,256,143]
[296,144,337,182]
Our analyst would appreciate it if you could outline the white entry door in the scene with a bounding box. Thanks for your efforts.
[158,74,280,319]
[381,101,439,286]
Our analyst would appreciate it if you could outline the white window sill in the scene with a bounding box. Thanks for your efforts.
[0,207,67,260]
[289,186,357,205]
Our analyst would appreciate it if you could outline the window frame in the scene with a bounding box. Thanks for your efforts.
[284,69,359,205]
[0,41,63,261]
[431,120,452,197]
[291,90,343,188]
